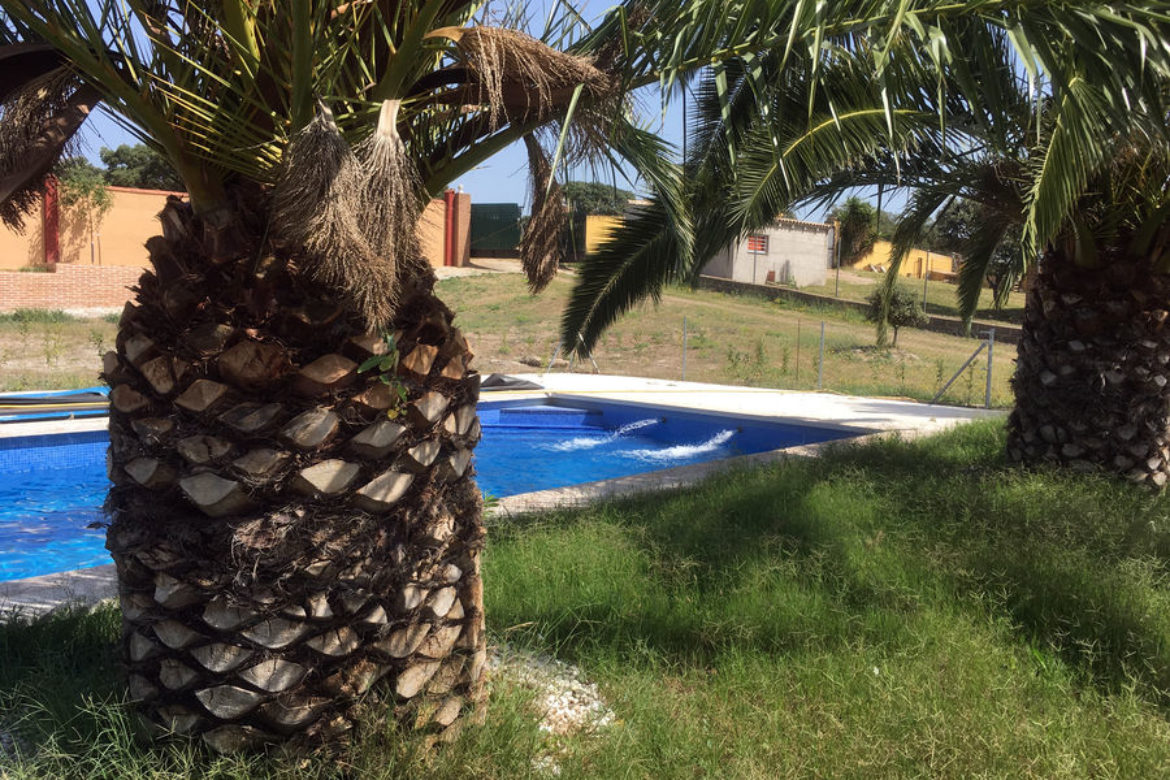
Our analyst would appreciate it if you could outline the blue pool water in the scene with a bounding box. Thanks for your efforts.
[0,400,859,581]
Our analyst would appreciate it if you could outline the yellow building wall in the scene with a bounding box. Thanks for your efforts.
[584,215,622,255]
[850,240,956,279]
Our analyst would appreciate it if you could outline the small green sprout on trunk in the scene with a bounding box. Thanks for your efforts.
[356,330,409,418]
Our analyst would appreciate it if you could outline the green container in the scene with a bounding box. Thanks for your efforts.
[470,203,521,256]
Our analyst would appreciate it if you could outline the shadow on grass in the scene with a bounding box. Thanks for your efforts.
[0,605,122,709]
[488,420,1170,708]
[0,607,547,779]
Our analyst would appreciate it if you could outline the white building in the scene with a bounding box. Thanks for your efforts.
[703,218,835,287]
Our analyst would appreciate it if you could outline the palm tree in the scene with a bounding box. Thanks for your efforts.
[563,6,1170,487]
[790,48,1170,488]
[830,196,880,268]
[0,0,687,751]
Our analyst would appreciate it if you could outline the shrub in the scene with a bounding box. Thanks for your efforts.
[865,285,928,346]
[0,308,75,323]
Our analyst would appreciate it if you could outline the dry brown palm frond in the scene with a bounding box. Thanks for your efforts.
[0,44,68,102]
[355,99,429,283]
[451,26,615,129]
[0,66,94,230]
[0,179,43,232]
[530,102,620,171]
[271,106,399,328]
[591,2,651,72]
[352,98,435,321]
[519,133,566,293]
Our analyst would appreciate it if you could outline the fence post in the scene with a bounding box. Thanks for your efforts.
[682,316,688,381]
[817,321,825,390]
[922,252,930,313]
[985,327,995,408]
[929,341,987,405]
[545,342,562,375]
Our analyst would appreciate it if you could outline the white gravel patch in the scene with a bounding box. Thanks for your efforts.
[488,643,616,775]
[489,644,615,736]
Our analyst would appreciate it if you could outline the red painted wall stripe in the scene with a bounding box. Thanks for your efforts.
[443,188,455,266]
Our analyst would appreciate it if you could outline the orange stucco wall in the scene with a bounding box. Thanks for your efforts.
[1,185,471,272]
[0,210,43,269]
[0,186,177,270]
[418,191,470,268]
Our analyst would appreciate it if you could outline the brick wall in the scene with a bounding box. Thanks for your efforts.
[0,265,143,312]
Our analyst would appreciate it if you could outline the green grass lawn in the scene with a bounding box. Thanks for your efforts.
[6,421,1170,777]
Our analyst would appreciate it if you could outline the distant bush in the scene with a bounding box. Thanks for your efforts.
[865,285,928,346]
[16,265,52,273]
[0,309,75,323]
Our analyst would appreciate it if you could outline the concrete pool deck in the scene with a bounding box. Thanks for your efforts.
[0,375,1002,617]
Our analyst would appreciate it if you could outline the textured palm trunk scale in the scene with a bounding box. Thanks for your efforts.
[103,193,486,751]
[1008,252,1170,487]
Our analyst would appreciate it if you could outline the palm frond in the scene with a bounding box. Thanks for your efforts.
[561,120,690,354]
[955,203,1014,322]
[560,199,680,355]
[0,60,99,229]
[519,133,567,293]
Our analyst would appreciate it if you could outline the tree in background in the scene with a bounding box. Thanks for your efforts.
[100,143,183,191]
[54,156,111,260]
[829,196,878,266]
[54,156,111,217]
[865,285,927,347]
[562,180,634,215]
[925,199,1026,305]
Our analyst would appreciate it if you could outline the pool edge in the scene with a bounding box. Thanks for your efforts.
[0,563,117,619]
[0,430,912,619]
[0,374,1001,619]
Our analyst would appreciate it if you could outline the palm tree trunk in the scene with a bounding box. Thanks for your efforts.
[104,193,486,751]
[1007,251,1170,487]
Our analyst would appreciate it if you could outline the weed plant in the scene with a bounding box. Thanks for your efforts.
[0,310,74,324]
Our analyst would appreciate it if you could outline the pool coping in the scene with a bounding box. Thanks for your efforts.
[0,375,1001,618]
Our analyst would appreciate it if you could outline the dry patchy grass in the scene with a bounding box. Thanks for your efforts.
[0,271,1017,407]
[439,271,1016,406]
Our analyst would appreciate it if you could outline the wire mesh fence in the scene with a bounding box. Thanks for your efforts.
[546,316,1010,409]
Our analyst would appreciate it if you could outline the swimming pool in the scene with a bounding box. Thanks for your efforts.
[0,398,862,581]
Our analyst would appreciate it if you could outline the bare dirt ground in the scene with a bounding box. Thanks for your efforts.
[0,316,117,392]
